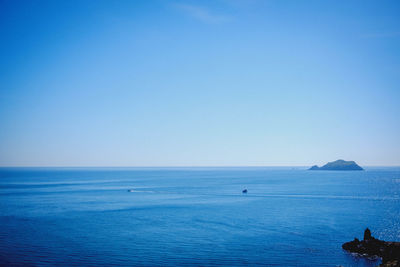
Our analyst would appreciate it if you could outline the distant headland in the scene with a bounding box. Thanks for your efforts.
[309,159,363,171]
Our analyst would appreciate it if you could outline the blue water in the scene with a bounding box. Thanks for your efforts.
[1,167,400,266]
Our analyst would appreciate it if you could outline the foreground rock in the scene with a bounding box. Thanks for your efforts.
[342,228,400,266]
[309,159,363,170]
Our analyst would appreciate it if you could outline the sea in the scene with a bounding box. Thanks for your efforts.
[0,167,399,266]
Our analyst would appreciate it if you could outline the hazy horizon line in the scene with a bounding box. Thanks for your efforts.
[1,165,399,168]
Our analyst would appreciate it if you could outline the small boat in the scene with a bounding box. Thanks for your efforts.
[242,189,248,193]
[127,189,134,192]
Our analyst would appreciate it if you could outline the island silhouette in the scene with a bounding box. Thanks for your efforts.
[309,159,363,171]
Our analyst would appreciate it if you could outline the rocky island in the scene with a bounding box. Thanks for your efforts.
[309,159,363,171]
[342,228,400,266]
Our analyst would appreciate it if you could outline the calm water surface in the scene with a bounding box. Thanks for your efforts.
[1,167,399,266]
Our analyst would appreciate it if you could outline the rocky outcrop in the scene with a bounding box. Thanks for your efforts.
[342,228,400,266]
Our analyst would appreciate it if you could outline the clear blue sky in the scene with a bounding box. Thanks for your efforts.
[0,0,399,166]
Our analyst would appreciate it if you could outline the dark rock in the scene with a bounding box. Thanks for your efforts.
[342,228,400,265]
[381,260,400,267]
[364,228,372,241]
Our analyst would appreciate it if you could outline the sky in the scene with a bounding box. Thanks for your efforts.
[0,0,399,167]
